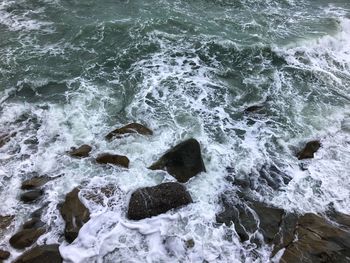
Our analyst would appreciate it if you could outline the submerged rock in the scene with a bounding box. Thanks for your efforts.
[13,244,62,263]
[244,105,264,113]
[0,132,16,148]
[9,227,46,249]
[279,213,350,263]
[59,188,90,243]
[68,144,92,158]
[96,153,129,168]
[20,190,44,203]
[0,249,10,260]
[216,195,284,243]
[105,123,153,140]
[21,175,59,190]
[149,138,206,183]
[297,140,321,160]
[127,182,193,220]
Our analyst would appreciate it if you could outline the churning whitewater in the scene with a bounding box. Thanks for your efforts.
[0,0,350,262]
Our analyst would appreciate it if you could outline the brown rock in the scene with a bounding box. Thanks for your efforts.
[127,182,193,220]
[96,153,129,168]
[0,249,10,260]
[21,176,58,190]
[279,213,350,263]
[9,228,46,249]
[20,190,43,203]
[297,140,321,160]
[105,123,153,140]
[59,188,90,243]
[149,138,206,183]
[0,215,14,231]
[13,244,62,263]
[68,145,92,158]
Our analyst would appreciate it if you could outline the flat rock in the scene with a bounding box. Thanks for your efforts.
[0,249,10,260]
[59,188,90,243]
[68,144,92,158]
[127,182,193,220]
[20,190,43,203]
[297,140,321,160]
[149,138,206,183]
[106,123,153,140]
[244,105,264,113]
[13,244,62,263]
[96,153,129,168]
[279,213,350,263]
[9,228,46,249]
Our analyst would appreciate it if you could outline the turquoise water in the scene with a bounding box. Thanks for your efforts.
[1,0,350,262]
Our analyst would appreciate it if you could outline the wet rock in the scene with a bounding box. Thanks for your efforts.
[0,132,16,148]
[127,182,193,220]
[9,228,46,249]
[244,105,264,113]
[68,144,92,158]
[106,123,153,140]
[149,138,206,183]
[185,239,195,249]
[60,188,90,243]
[13,244,62,263]
[20,190,44,203]
[22,218,45,229]
[21,176,58,190]
[0,249,10,260]
[82,184,118,206]
[96,153,129,168]
[0,215,14,231]
[297,140,321,160]
[279,213,350,263]
[216,194,284,243]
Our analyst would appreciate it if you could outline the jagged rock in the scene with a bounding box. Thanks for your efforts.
[279,213,350,263]
[0,249,10,260]
[149,138,206,183]
[59,188,90,243]
[96,153,129,168]
[9,228,46,249]
[216,194,284,243]
[68,145,92,158]
[127,182,193,220]
[13,244,62,263]
[0,132,16,148]
[20,190,44,203]
[105,123,153,140]
[297,140,321,160]
[21,175,60,190]
[0,215,14,231]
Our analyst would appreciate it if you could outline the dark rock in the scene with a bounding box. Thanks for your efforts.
[279,213,350,263]
[20,190,44,203]
[127,182,193,220]
[68,145,92,158]
[216,194,284,243]
[297,140,321,160]
[149,138,206,183]
[96,153,129,168]
[185,239,195,249]
[0,215,14,231]
[0,132,16,148]
[244,105,264,113]
[23,218,45,229]
[9,228,46,249]
[106,123,153,140]
[0,249,10,260]
[13,244,62,263]
[60,188,90,243]
[31,205,47,219]
[21,176,58,190]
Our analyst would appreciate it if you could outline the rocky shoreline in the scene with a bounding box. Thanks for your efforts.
[0,122,348,262]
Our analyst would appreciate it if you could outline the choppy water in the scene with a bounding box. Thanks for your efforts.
[1,0,350,262]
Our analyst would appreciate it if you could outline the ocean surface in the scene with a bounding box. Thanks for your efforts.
[1,0,350,262]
